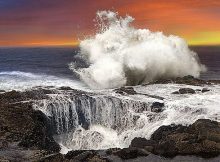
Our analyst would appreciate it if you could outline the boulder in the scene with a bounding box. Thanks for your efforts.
[150,102,164,112]
[172,88,195,94]
[129,119,220,158]
[202,88,210,93]
[130,138,157,148]
[114,87,137,95]
[150,75,210,86]
[112,147,149,160]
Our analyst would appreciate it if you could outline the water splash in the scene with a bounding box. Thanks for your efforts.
[70,11,206,89]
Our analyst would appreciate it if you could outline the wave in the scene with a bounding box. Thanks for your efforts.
[0,71,87,91]
[70,11,206,89]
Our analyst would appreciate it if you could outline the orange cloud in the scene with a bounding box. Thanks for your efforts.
[117,0,220,45]
[0,0,220,46]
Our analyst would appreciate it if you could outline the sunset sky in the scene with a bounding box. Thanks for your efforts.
[1,0,220,47]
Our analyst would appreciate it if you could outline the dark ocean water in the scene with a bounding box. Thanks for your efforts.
[0,46,219,90]
[0,47,78,79]
[191,46,220,80]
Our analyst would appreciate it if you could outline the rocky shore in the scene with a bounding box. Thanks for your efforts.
[0,76,220,161]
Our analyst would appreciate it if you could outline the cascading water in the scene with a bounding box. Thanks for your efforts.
[34,83,220,153]
[34,90,161,150]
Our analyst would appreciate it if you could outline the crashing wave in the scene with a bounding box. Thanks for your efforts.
[70,11,206,89]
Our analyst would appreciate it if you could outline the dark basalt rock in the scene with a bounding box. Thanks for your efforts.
[150,102,164,112]
[0,90,60,161]
[150,75,213,86]
[114,86,137,95]
[0,90,5,93]
[59,86,74,90]
[111,147,150,160]
[130,138,157,149]
[202,88,210,93]
[172,88,196,94]
[18,110,60,152]
[130,119,220,158]
[39,153,65,162]
[0,101,60,152]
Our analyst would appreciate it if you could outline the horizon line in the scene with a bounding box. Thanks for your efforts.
[1,44,220,48]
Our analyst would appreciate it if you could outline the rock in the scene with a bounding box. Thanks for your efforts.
[129,119,220,158]
[151,124,186,141]
[130,138,157,149]
[144,146,154,152]
[73,151,94,161]
[150,75,211,86]
[65,150,109,162]
[39,153,64,162]
[150,102,164,112]
[202,88,210,93]
[172,88,196,94]
[0,140,8,149]
[87,155,109,162]
[0,90,61,161]
[113,147,149,159]
[179,88,195,94]
[0,90,5,93]
[106,148,121,155]
[114,87,137,95]
[18,110,60,152]
[59,86,74,90]
[65,150,88,159]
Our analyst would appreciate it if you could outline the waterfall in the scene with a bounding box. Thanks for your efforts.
[33,91,162,150]
[33,84,220,151]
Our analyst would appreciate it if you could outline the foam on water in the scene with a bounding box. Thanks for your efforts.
[0,71,87,91]
[70,11,206,89]
[34,83,220,152]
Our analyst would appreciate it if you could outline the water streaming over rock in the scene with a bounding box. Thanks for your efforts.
[34,83,220,152]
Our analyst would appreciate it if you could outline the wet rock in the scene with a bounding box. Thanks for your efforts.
[74,151,94,161]
[202,88,210,93]
[130,119,220,158]
[0,140,8,149]
[0,90,5,93]
[172,88,195,94]
[112,147,149,159]
[59,86,74,90]
[0,90,61,161]
[150,102,164,112]
[87,155,109,162]
[106,148,121,155]
[150,75,211,86]
[65,150,90,159]
[114,87,137,95]
[39,153,64,162]
[130,138,157,149]
[18,110,60,152]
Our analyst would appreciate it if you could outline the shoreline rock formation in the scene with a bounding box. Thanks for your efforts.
[0,76,220,161]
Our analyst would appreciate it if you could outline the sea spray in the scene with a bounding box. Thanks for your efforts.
[70,11,206,89]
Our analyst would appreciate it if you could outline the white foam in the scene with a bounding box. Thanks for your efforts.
[0,71,87,91]
[35,83,220,151]
[70,11,206,89]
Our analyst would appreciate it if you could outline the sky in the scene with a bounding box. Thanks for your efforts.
[0,0,220,47]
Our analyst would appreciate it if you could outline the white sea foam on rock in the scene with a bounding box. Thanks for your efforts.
[70,11,206,89]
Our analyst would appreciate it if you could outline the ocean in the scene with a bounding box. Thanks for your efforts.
[1,46,220,160]
[0,46,219,91]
